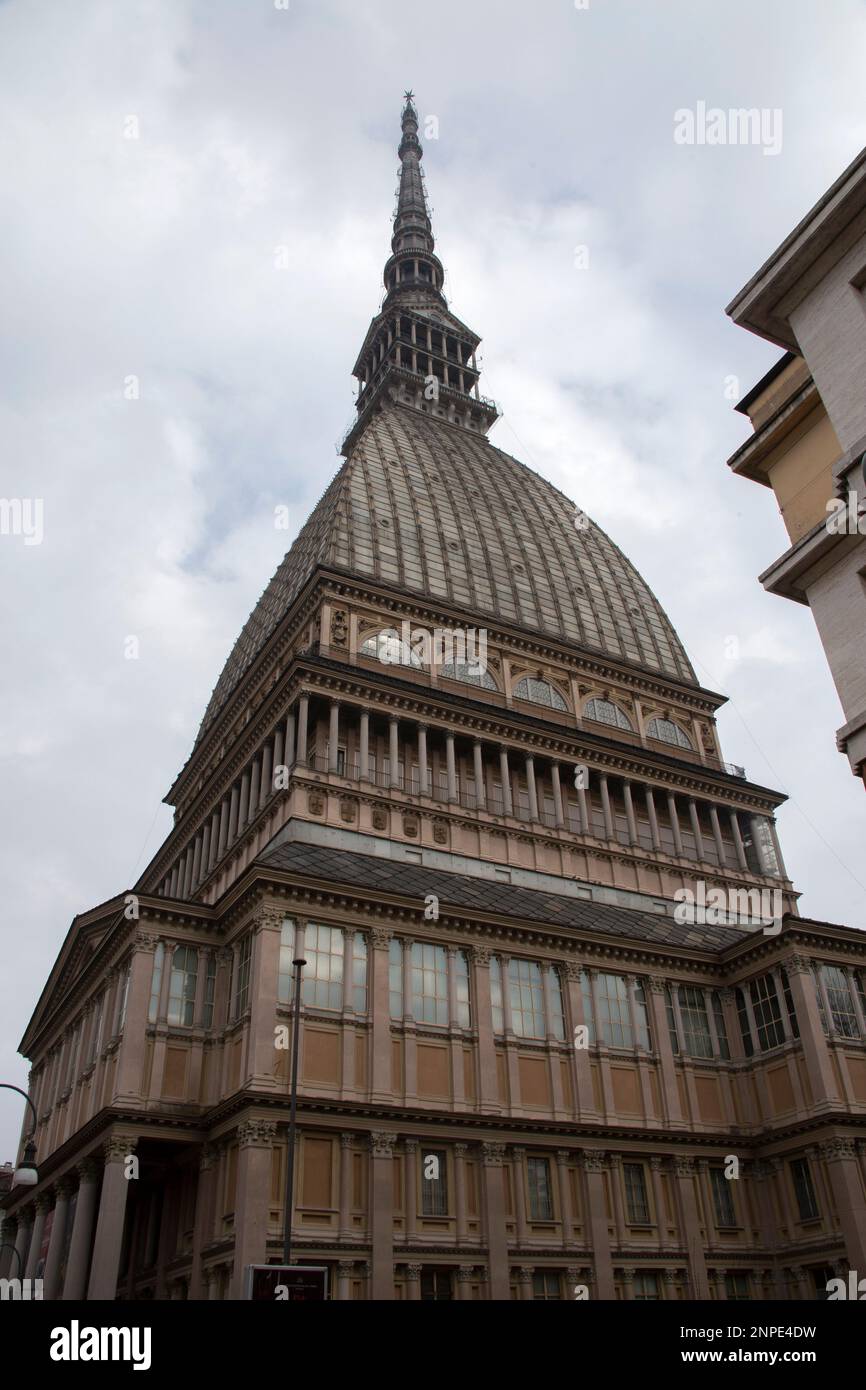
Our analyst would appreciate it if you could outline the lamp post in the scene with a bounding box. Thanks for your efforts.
[1,1083,39,1188]
[282,957,307,1267]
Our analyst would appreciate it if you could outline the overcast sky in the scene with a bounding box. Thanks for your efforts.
[2,0,865,1159]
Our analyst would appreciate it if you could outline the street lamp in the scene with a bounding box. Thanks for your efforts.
[282,956,307,1267]
[1,1084,39,1187]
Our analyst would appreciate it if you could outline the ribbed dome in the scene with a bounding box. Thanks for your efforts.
[196,406,695,746]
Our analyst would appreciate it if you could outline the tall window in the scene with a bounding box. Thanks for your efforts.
[532,1272,562,1300]
[514,676,568,712]
[202,954,216,1029]
[583,972,651,1050]
[117,964,131,1033]
[749,974,785,1050]
[678,987,713,1058]
[623,1163,650,1224]
[65,1020,82,1089]
[412,943,449,1025]
[710,1168,736,1228]
[584,698,633,731]
[89,993,105,1065]
[279,921,367,1013]
[646,717,693,750]
[148,943,165,1025]
[421,1150,448,1216]
[168,946,198,1027]
[725,1273,750,1300]
[233,934,252,1017]
[527,1157,554,1220]
[790,1158,820,1221]
[818,964,860,1037]
[633,1272,661,1300]
[712,992,731,1059]
[491,958,565,1040]
[388,941,469,1026]
[734,988,753,1057]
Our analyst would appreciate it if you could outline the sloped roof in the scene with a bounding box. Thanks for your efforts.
[257,840,743,952]
[195,405,696,747]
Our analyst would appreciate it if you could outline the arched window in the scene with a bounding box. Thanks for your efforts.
[513,676,568,712]
[439,660,497,691]
[360,630,423,669]
[647,717,693,750]
[584,698,633,732]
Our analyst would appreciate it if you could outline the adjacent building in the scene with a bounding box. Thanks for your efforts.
[2,100,866,1302]
[727,146,866,788]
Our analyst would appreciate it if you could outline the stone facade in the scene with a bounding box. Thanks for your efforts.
[3,100,865,1303]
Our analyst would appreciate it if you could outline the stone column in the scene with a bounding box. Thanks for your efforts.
[446,732,458,802]
[359,710,370,783]
[786,955,841,1103]
[577,780,590,836]
[389,717,401,788]
[191,834,203,891]
[667,792,684,857]
[329,701,341,774]
[13,1209,33,1281]
[481,1143,510,1300]
[579,1151,614,1298]
[473,741,486,810]
[512,1147,528,1245]
[599,775,615,840]
[227,783,240,844]
[621,1267,635,1301]
[517,1266,533,1301]
[230,1120,277,1299]
[454,1144,469,1246]
[405,1262,422,1301]
[728,810,748,871]
[84,1138,133,1299]
[820,1138,866,1272]
[115,933,157,1104]
[259,741,274,806]
[550,763,565,828]
[337,1260,355,1301]
[369,1131,396,1300]
[417,724,429,795]
[284,708,297,770]
[471,947,500,1113]
[458,1266,475,1301]
[371,929,394,1103]
[645,787,662,851]
[556,1150,574,1247]
[688,799,705,861]
[525,757,539,822]
[238,772,250,832]
[403,1139,418,1244]
[623,781,639,846]
[188,1144,219,1300]
[647,978,684,1125]
[207,810,221,870]
[339,1133,355,1241]
[216,795,230,857]
[673,1157,709,1298]
[246,909,284,1088]
[61,1158,101,1299]
[709,805,726,865]
[650,1157,669,1250]
[296,694,310,767]
[25,1194,50,1281]
[565,963,594,1117]
[499,749,513,816]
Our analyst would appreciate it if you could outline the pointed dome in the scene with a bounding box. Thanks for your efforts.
[196,407,695,746]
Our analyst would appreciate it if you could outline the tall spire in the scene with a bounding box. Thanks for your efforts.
[342,93,499,456]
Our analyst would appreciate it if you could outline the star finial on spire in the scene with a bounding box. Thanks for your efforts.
[403,89,414,104]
